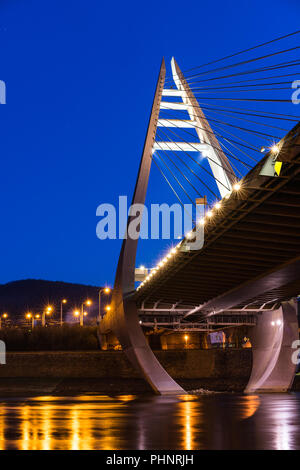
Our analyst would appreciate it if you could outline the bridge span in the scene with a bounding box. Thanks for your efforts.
[99,57,300,395]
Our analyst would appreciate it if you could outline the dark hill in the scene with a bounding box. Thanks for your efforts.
[0,279,104,321]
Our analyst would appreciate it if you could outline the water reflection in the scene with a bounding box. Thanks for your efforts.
[0,393,299,450]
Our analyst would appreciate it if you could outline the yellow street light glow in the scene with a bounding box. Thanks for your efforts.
[105,305,111,312]
[83,311,88,317]
[35,314,40,319]
[104,287,111,294]
[233,183,241,191]
[86,299,92,306]
[26,312,32,319]
[46,305,53,313]
[62,299,67,304]
[2,313,8,319]
[73,310,80,317]
[184,335,189,340]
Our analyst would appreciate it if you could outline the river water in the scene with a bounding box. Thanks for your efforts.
[0,393,300,450]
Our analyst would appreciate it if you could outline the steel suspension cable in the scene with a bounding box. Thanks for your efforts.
[165,30,300,77]
[155,131,220,198]
[157,127,237,189]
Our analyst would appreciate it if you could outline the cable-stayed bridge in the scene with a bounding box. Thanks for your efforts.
[100,32,300,395]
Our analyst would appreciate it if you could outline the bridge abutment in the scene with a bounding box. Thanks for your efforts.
[245,299,298,393]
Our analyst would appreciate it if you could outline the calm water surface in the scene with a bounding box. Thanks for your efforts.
[0,393,300,450]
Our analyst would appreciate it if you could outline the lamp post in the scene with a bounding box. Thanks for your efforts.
[42,305,53,327]
[0,313,8,329]
[25,312,34,329]
[80,300,92,326]
[73,310,80,323]
[60,299,67,327]
[98,287,111,324]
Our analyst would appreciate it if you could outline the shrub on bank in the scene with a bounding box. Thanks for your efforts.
[0,325,99,351]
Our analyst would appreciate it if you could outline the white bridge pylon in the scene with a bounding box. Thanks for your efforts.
[155,57,235,198]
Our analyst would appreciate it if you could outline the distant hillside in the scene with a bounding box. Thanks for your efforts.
[0,279,107,321]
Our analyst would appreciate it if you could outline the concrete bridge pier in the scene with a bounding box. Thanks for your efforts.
[245,299,299,393]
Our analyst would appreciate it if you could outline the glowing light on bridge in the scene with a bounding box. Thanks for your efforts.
[271,144,280,154]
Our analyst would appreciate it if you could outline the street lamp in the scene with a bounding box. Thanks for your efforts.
[184,334,189,349]
[98,287,111,323]
[73,310,80,322]
[80,300,92,326]
[25,312,34,329]
[42,305,53,327]
[0,313,8,329]
[60,299,67,327]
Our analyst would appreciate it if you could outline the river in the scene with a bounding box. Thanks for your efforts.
[0,393,300,450]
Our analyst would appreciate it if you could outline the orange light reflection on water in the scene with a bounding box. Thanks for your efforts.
[0,395,137,450]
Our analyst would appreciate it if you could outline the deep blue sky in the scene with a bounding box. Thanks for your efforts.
[0,0,299,287]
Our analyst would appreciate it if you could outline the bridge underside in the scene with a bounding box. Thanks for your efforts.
[134,124,300,312]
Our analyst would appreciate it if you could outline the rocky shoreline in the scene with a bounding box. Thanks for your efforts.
[0,375,298,397]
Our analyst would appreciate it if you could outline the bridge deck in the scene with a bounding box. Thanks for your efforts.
[134,123,300,313]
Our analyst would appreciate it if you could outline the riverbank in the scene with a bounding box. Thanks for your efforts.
[0,350,298,396]
[0,349,251,394]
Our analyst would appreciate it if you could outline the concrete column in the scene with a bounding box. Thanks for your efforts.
[245,299,299,393]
